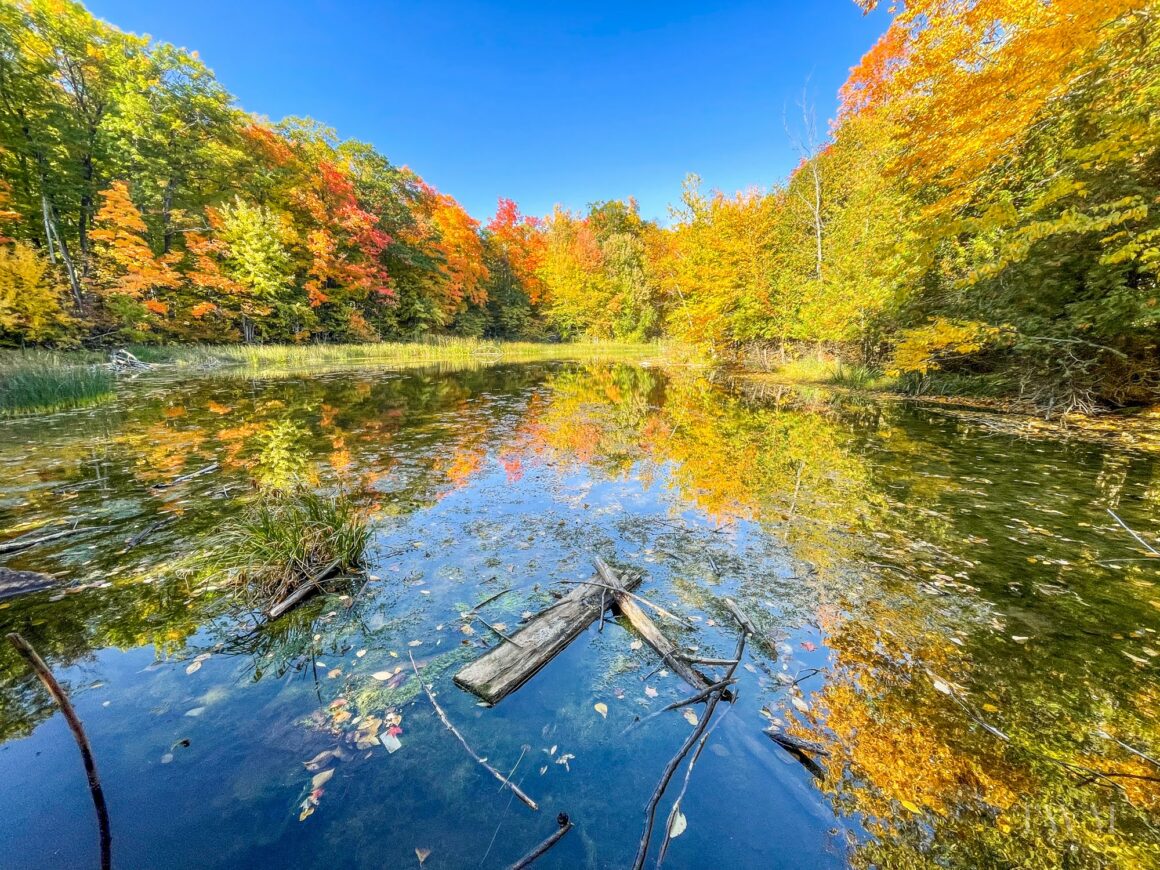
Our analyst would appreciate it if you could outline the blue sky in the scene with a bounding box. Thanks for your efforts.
[86,0,889,222]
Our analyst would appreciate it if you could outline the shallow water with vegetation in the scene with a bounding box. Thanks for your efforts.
[0,359,1157,868]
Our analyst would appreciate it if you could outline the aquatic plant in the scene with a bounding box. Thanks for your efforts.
[0,352,114,417]
[209,484,370,608]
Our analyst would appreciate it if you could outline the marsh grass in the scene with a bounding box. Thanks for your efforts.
[762,356,895,391]
[209,485,370,607]
[0,351,115,417]
[133,338,665,371]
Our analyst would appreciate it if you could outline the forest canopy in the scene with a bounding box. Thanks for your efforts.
[1,0,1157,412]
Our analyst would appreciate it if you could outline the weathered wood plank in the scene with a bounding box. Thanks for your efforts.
[453,569,643,703]
[594,557,713,692]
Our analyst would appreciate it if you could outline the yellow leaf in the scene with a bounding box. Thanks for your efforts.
[594,702,608,719]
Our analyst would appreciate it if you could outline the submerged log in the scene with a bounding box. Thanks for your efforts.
[454,569,643,703]
[594,557,713,693]
[0,568,58,602]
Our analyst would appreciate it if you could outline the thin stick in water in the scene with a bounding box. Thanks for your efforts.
[7,633,111,870]
[408,652,539,811]
[508,813,574,869]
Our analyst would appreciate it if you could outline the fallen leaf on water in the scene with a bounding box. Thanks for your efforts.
[408,640,422,647]
[371,671,393,681]
[743,663,757,674]
[594,702,608,719]
[900,799,921,814]
[630,640,643,651]
[790,696,810,714]
[539,765,548,775]
[327,668,342,679]
[682,708,698,726]
[185,661,201,675]
[416,847,431,866]
[311,769,334,789]
[668,807,687,838]
[801,641,817,652]
[356,650,367,658]
[160,753,173,764]
[555,753,575,771]
[381,733,403,753]
[645,686,658,698]
[184,706,205,717]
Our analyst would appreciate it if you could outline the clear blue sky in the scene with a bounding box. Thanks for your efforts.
[86,0,889,222]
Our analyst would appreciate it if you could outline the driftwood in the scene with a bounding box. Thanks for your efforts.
[454,569,642,703]
[468,586,512,614]
[722,597,759,637]
[508,813,574,869]
[121,515,177,551]
[7,633,111,870]
[623,678,737,735]
[594,558,713,693]
[266,560,341,619]
[0,568,58,602]
[0,524,91,555]
[410,652,539,811]
[764,728,826,780]
[657,700,735,868]
[151,462,219,490]
[555,578,694,629]
[109,348,149,371]
[632,633,746,870]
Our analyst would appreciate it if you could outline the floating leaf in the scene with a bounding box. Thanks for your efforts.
[372,671,393,681]
[356,650,367,658]
[185,661,201,675]
[630,640,643,651]
[184,706,205,717]
[160,752,174,764]
[594,702,608,719]
[668,807,687,838]
[682,708,698,726]
[381,733,403,753]
[900,799,921,814]
[645,686,658,698]
[311,769,334,789]
[416,847,431,865]
[790,696,810,714]
[408,640,422,647]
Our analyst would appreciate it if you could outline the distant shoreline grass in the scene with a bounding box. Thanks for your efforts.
[127,338,675,371]
[755,356,898,392]
[0,350,115,418]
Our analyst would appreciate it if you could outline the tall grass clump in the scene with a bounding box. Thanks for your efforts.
[826,362,892,390]
[0,352,114,417]
[210,485,370,609]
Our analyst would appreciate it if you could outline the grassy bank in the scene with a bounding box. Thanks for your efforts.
[128,338,673,371]
[0,351,115,418]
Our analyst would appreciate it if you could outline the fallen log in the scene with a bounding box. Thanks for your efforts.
[454,568,642,703]
[411,652,539,811]
[594,557,713,693]
[764,728,826,780]
[266,560,341,619]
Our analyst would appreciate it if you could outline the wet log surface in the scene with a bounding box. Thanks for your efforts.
[454,568,642,703]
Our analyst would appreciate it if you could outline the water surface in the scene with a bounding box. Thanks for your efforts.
[1,361,1157,868]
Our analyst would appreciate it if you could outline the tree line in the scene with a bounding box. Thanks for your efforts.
[1,0,1156,411]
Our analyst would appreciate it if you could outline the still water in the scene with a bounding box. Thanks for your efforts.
[0,360,1157,868]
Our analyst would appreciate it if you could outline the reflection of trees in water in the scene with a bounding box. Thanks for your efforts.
[3,363,1158,865]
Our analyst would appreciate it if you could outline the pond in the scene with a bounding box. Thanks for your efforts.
[0,359,1157,869]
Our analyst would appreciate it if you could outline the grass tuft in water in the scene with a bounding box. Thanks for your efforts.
[0,352,115,417]
[209,485,370,607]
